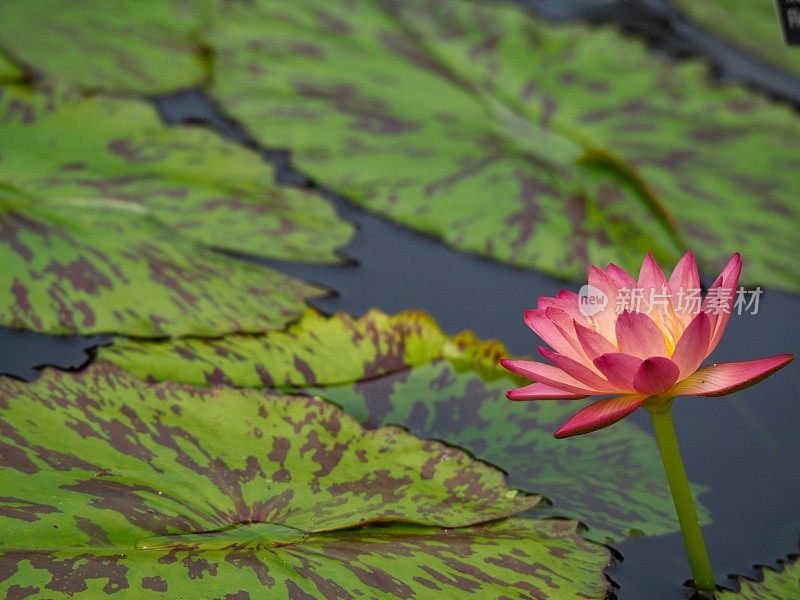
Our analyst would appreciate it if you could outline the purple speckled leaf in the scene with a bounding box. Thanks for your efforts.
[0,84,352,336]
[0,364,613,598]
[0,0,207,94]
[1,519,610,599]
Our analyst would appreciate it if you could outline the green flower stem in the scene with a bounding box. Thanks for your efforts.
[648,403,715,592]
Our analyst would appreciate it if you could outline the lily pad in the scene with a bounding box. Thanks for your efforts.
[670,0,800,78]
[2,84,352,264]
[1,519,610,599]
[0,362,537,540]
[99,309,461,387]
[0,84,353,336]
[102,309,711,542]
[718,557,800,599]
[206,0,800,291]
[0,364,613,598]
[0,0,207,94]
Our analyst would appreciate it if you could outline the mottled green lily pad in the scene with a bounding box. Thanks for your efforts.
[2,84,352,264]
[0,364,612,598]
[1,519,610,599]
[671,0,800,78]
[99,309,471,387]
[718,557,800,599]
[0,84,353,336]
[0,362,537,540]
[207,0,800,291]
[0,0,207,94]
[102,309,710,542]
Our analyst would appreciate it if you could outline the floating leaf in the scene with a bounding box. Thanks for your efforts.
[0,363,536,541]
[0,199,320,337]
[671,0,800,78]
[1,520,610,599]
[102,309,710,542]
[206,0,800,291]
[0,84,353,336]
[99,309,458,387]
[0,0,207,94]
[718,557,800,599]
[0,364,612,598]
[2,84,352,264]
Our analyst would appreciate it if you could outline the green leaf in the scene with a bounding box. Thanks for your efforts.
[2,84,352,264]
[206,0,800,291]
[0,84,353,336]
[98,308,459,387]
[0,198,321,337]
[0,362,537,539]
[671,0,800,78]
[101,309,711,542]
[0,364,612,598]
[718,557,800,599]
[0,0,207,94]
[2,520,610,599]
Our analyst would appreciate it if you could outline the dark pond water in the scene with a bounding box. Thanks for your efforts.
[0,328,107,381]
[2,1,799,597]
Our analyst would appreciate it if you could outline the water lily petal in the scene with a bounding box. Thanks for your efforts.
[632,357,681,394]
[594,352,642,390]
[543,306,589,356]
[638,252,669,291]
[538,346,619,392]
[499,359,601,395]
[638,252,671,313]
[507,383,588,401]
[538,293,583,322]
[668,250,700,319]
[668,250,700,294]
[615,310,668,358]
[702,253,742,356]
[574,321,616,360]
[587,266,621,339]
[557,290,579,301]
[670,312,712,378]
[554,395,650,438]
[524,309,584,362]
[605,263,636,289]
[588,264,620,298]
[670,354,794,397]
[539,294,596,334]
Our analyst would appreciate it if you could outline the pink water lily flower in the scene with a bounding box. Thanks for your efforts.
[501,251,794,438]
